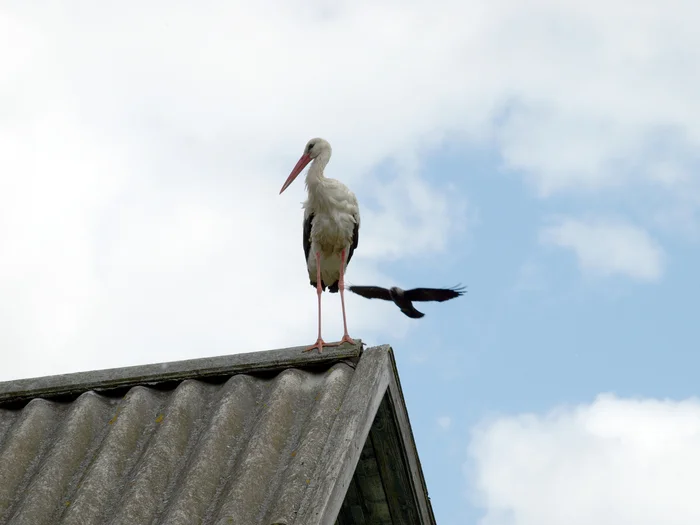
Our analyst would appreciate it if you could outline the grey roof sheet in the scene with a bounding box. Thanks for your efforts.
[0,343,434,525]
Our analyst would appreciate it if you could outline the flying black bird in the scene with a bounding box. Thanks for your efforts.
[348,285,466,318]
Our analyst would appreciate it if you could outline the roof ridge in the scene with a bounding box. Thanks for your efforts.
[0,341,365,405]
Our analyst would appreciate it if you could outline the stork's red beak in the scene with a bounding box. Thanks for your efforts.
[279,153,312,194]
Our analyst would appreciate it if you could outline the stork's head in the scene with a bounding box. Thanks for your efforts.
[279,138,332,194]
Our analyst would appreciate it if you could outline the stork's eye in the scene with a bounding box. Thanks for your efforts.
[307,143,314,151]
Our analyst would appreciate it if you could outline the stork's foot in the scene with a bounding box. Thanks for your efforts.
[303,338,339,353]
[330,334,355,346]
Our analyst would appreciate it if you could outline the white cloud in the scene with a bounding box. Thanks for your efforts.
[0,0,697,378]
[361,176,468,260]
[5,0,699,194]
[489,4,700,197]
[1,1,473,380]
[467,394,700,525]
[540,217,664,280]
[437,416,453,431]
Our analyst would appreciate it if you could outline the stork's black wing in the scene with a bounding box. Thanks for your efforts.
[346,219,360,266]
[348,285,392,301]
[303,213,314,264]
[403,285,466,302]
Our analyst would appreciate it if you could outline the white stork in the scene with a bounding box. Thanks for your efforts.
[279,138,360,353]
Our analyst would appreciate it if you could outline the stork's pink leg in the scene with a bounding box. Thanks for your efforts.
[304,252,329,353]
[337,248,355,345]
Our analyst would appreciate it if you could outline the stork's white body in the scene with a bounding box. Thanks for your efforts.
[279,137,359,352]
[303,175,360,289]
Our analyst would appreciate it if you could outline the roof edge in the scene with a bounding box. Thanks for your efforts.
[0,340,364,405]
[385,346,438,524]
[294,344,392,525]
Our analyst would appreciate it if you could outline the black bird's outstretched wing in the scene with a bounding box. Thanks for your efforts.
[403,285,466,302]
[348,285,392,301]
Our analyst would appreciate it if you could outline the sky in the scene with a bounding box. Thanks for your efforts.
[1,0,699,523]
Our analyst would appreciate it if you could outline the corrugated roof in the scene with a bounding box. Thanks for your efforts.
[0,343,436,525]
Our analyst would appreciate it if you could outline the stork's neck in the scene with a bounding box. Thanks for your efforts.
[304,150,331,194]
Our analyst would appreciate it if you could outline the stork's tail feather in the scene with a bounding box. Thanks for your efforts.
[309,280,327,292]
[309,280,340,293]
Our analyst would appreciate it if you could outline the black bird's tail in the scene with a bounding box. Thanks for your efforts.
[400,305,425,318]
